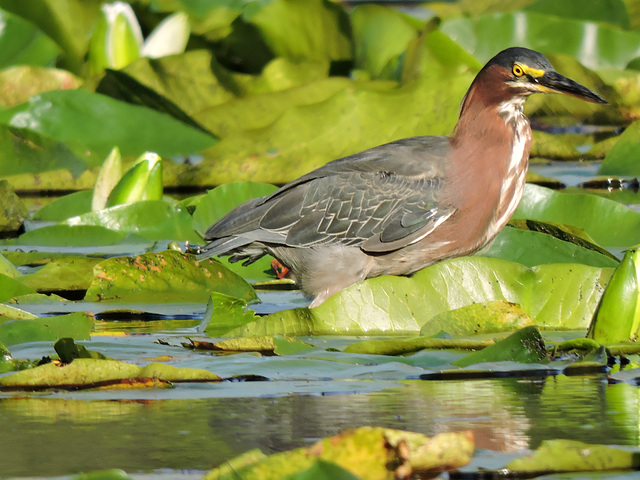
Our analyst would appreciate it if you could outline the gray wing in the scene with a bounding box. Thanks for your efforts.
[202,135,455,257]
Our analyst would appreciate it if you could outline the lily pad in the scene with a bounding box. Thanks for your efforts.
[0,89,217,160]
[452,325,546,368]
[190,182,279,236]
[0,251,20,278]
[243,0,351,63]
[598,120,640,176]
[505,439,640,473]
[441,10,640,69]
[514,184,640,248]
[31,190,93,222]
[0,273,36,302]
[13,225,131,247]
[204,427,474,480]
[205,257,610,337]
[420,300,535,337]
[19,256,102,292]
[481,222,619,268]
[0,7,60,69]
[0,357,219,389]
[0,125,91,178]
[0,65,81,108]
[0,179,27,233]
[84,250,258,303]
[63,200,200,243]
[0,0,102,74]
[0,311,93,347]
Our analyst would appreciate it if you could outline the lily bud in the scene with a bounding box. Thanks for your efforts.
[588,249,640,343]
[88,1,143,75]
[106,152,163,207]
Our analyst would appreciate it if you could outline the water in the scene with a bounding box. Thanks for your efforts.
[1,374,637,477]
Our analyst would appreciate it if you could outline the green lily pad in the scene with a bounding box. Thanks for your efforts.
[514,184,640,248]
[0,273,36,302]
[350,4,421,80]
[0,179,27,233]
[342,337,495,356]
[243,0,351,63]
[420,301,535,337]
[0,89,217,161]
[84,250,258,304]
[191,182,279,236]
[0,357,219,388]
[31,190,93,222]
[13,225,131,247]
[282,460,361,480]
[452,325,546,368]
[0,251,20,278]
[524,0,630,28]
[0,311,93,347]
[19,256,102,292]
[0,304,37,320]
[0,126,91,178]
[100,50,235,117]
[204,428,473,480]
[54,337,107,362]
[0,7,60,69]
[68,469,134,480]
[481,222,619,268]
[598,120,640,176]
[196,72,471,184]
[0,0,102,74]
[205,257,610,337]
[441,10,640,69]
[63,200,200,243]
[505,439,640,472]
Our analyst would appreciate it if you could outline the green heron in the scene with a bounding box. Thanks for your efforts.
[200,47,606,307]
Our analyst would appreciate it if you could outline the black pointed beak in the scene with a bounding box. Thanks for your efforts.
[538,71,607,104]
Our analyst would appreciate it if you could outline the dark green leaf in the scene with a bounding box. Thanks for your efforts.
[243,0,351,63]
[0,0,103,73]
[0,7,60,69]
[350,5,421,80]
[54,337,107,362]
[0,90,216,160]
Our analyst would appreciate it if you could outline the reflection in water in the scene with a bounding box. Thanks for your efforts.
[0,374,637,477]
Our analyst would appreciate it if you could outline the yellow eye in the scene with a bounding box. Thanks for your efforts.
[512,64,525,77]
